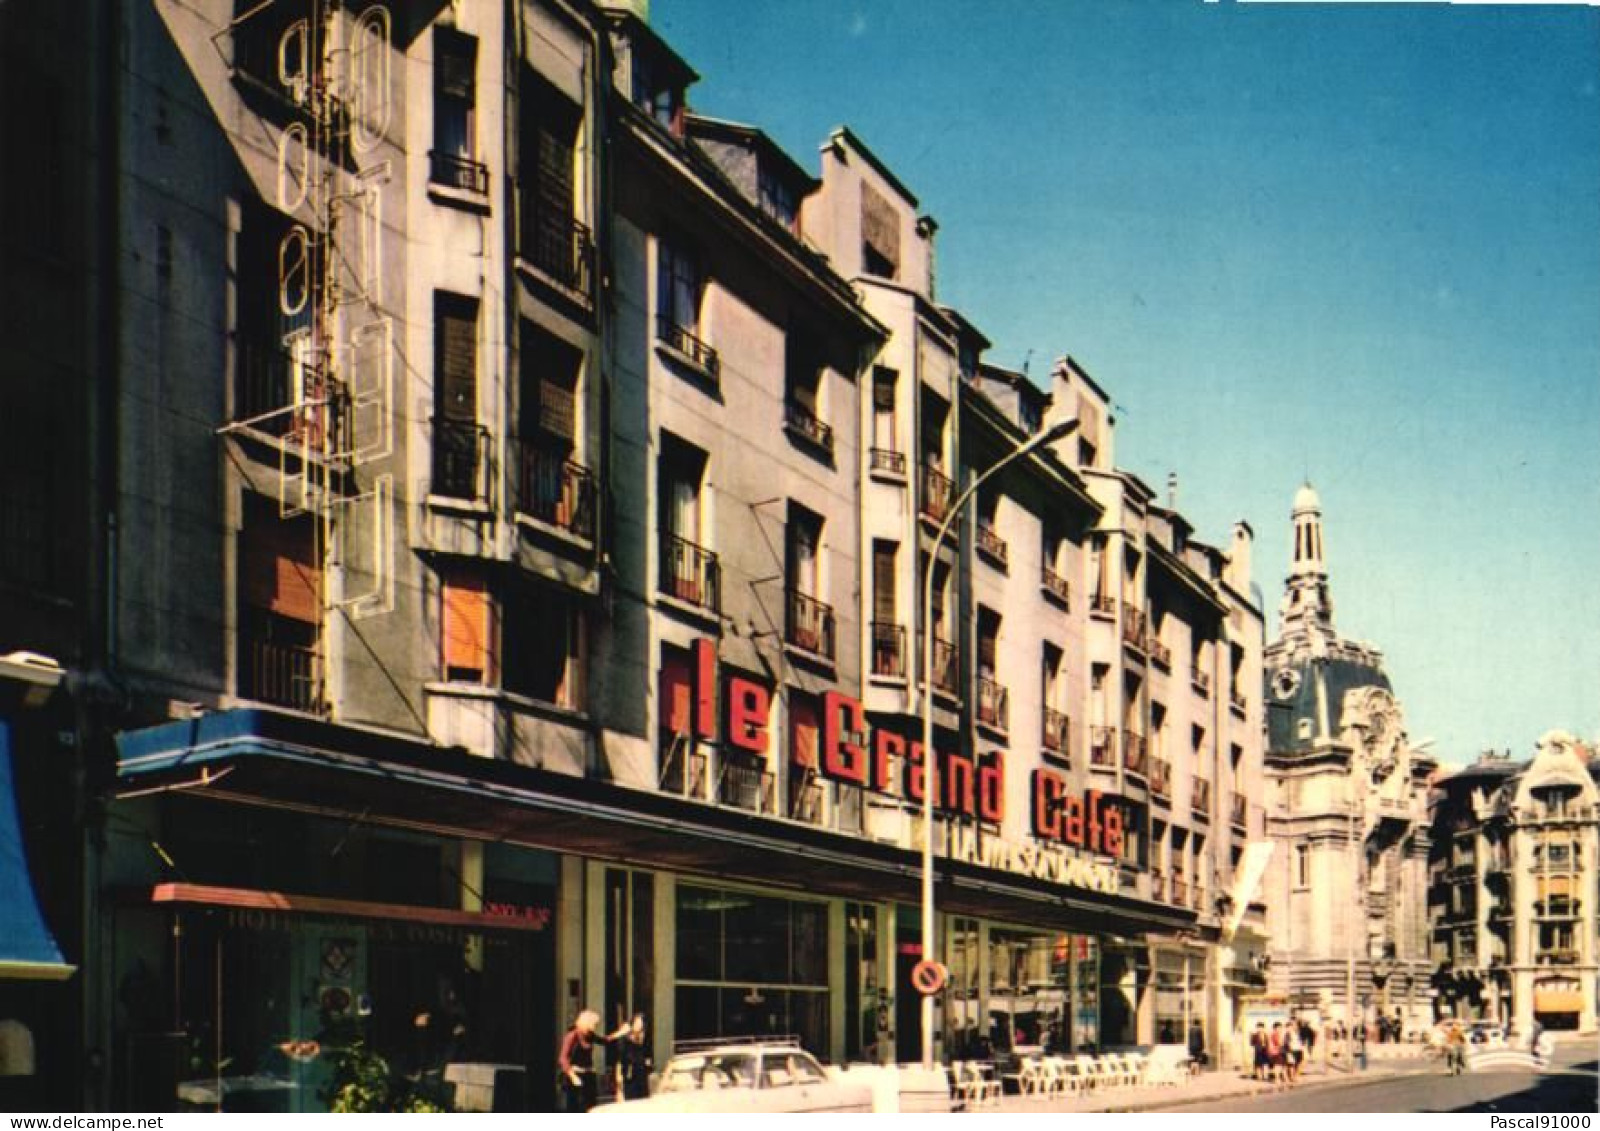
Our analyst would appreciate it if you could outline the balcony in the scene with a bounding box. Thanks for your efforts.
[1091,592,1116,617]
[1150,871,1167,901]
[920,464,955,525]
[516,441,595,541]
[716,756,775,815]
[1149,757,1172,799]
[869,447,907,478]
[976,677,1008,734]
[870,621,906,679]
[785,588,836,661]
[1192,668,1211,697]
[660,533,721,615]
[1171,876,1188,906]
[1042,708,1070,759]
[783,401,834,457]
[1148,636,1172,669]
[834,781,867,836]
[1192,777,1212,818]
[1041,566,1071,609]
[235,338,342,446]
[788,776,824,824]
[656,315,720,381]
[432,417,490,501]
[520,200,594,298]
[1121,603,1146,651]
[1122,730,1147,776]
[976,521,1008,568]
[919,634,958,697]
[240,636,323,714]
[1231,790,1248,829]
[1230,687,1248,715]
[429,150,489,195]
[659,744,709,800]
[1534,899,1581,919]
[1090,726,1118,769]
[1538,948,1580,966]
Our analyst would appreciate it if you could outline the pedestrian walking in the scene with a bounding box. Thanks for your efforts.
[1285,1020,1303,1083]
[1250,1023,1268,1081]
[1187,1018,1206,1074]
[1266,1023,1285,1087]
[1444,1021,1466,1076]
[557,1009,605,1112]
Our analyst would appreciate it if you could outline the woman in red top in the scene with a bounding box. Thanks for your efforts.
[557,1010,604,1112]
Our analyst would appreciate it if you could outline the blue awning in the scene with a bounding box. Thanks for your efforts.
[0,720,75,980]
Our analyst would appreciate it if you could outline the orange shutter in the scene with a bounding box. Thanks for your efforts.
[242,504,319,623]
[660,648,692,735]
[791,696,819,769]
[442,571,491,681]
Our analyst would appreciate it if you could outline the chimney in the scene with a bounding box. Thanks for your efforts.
[1226,520,1254,593]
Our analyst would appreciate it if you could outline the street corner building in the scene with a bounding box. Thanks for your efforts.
[1428,734,1600,1036]
[1,0,1273,1113]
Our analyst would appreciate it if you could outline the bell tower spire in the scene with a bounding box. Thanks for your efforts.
[1281,482,1335,635]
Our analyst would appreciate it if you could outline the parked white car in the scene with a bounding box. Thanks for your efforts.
[593,1041,874,1114]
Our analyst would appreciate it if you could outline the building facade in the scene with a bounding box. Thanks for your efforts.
[1261,485,1436,1033]
[4,0,1267,1111]
[1429,734,1599,1034]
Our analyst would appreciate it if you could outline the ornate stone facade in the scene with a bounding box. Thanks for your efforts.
[1261,485,1437,1031]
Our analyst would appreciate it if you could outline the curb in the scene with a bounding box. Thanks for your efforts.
[1071,1066,1413,1114]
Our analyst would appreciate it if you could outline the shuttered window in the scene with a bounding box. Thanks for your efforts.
[872,541,897,623]
[436,294,478,422]
[442,569,493,683]
[860,181,899,277]
[521,323,582,443]
[790,694,819,769]
[240,499,319,624]
[659,647,693,735]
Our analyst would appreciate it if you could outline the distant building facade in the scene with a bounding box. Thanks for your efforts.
[1262,486,1436,1032]
[1429,734,1599,1034]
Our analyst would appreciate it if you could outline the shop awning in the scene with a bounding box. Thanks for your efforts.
[0,721,75,980]
[116,709,1198,938]
[1533,989,1584,1013]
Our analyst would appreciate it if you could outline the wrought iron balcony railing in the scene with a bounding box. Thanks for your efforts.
[656,314,720,379]
[869,447,906,477]
[1149,758,1172,798]
[786,588,836,660]
[976,521,1008,566]
[516,441,595,541]
[920,464,954,525]
[1090,726,1118,768]
[1231,790,1248,829]
[1041,566,1071,608]
[1042,708,1070,757]
[1193,777,1213,817]
[870,621,906,678]
[1230,687,1248,714]
[1091,592,1116,617]
[1122,603,1147,651]
[1192,667,1212,696]
[1148,637,1172,669]
[241,636,323,713]
[660,532,720,614]
[976,677,1008,733]
[717,756,774,815]
[520,199,594,297]
[783,401,834,456]
[430,150,489,194]
[919,634,958,696]
[1122,731,1147,776]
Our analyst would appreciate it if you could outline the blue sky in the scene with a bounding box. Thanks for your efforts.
[652,0,1600,765]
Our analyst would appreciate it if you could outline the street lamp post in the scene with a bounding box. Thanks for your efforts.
[918,416,1078,1071]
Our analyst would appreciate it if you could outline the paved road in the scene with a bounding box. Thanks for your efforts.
[1170,1049,1598,1113]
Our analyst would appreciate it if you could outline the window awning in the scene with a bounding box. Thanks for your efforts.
[0,721,75,980]
[115,709,1199,939]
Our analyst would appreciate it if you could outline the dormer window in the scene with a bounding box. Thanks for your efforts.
[632,52,683,135]
[758,163,799,233]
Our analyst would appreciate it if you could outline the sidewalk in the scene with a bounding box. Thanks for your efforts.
[987,1060,1413,1114]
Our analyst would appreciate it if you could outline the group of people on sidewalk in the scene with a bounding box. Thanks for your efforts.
[556,1011,653,1112]
[1248,1019,1313,1086]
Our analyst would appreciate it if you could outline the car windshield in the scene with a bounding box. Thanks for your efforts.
[658,1052,760,1093]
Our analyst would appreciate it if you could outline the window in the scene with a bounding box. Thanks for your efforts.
[870,540,902,676]
[433,293,482,499]
[860,181,899,278]
[869,366,902,474]
[238,494,322,711]
[786,505,831,658]
[758,163,798,232]
[631,52,683,135]
[976,491,1006,566]
[519,70,588,291]
[1295,844,1309,888]
[657,237,716,373]
[441,566,494,683]
[516,324,593,537]
[976,607,1005,732]
[784,335,831,455]
[432,30,484,192]
[503,583,585,709]
[659,437,716,611]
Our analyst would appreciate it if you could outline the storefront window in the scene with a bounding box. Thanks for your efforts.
[844,903,880,1063]
[675,885,829,1054]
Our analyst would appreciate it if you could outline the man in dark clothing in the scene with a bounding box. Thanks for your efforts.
[1187,1019,1206,1069]
[614,1015,653,1101]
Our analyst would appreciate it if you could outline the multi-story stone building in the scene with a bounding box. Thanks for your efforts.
[1262,485,1436,1033]
[1429,734,1599,1034]
[2,0,1269,1111]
